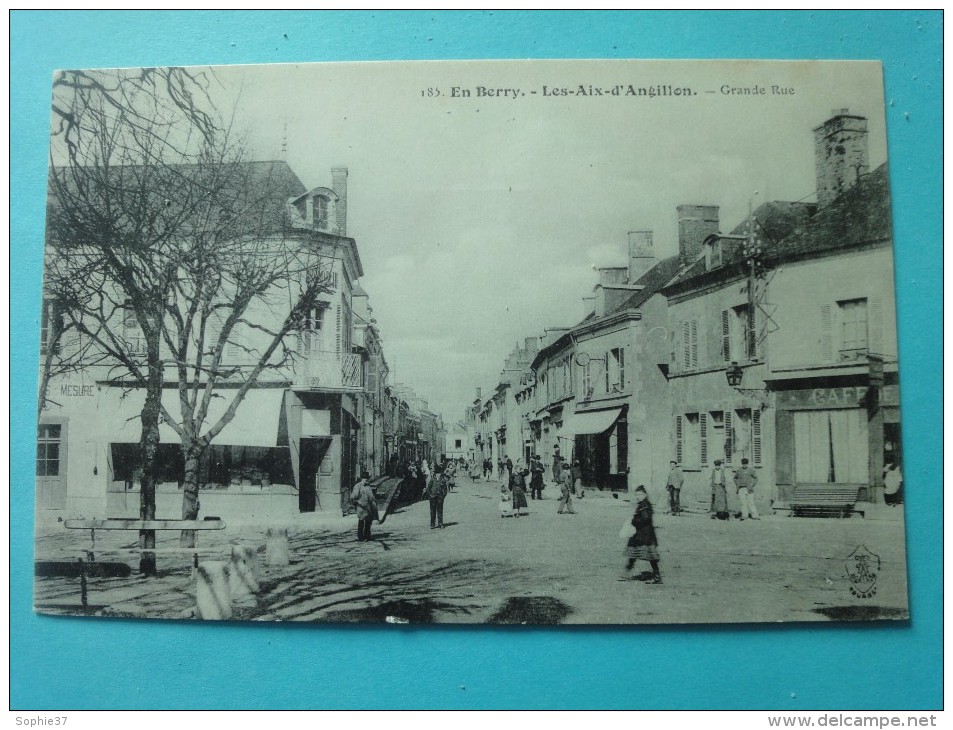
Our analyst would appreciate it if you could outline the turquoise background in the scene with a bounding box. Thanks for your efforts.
[10,11,942,710]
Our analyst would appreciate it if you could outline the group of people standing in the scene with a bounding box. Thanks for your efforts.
[707,458,759,521]
[663,457,759,521]
[495,450,584,518]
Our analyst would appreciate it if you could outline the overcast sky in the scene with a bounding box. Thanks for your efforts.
[207,59,888,423]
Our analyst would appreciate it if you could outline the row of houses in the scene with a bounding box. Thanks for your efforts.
[37,163,444,524]
[461,109,901,514]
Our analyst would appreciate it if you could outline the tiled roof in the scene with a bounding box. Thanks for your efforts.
[760,162,890,264]
[615,255,682,312]
[664,163,890,291]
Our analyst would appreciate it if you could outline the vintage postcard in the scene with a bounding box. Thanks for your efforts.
[34,59,907,624]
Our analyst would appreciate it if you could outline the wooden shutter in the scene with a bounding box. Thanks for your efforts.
[722,310,731,362]
[700,412,708,467]
[690,319,699,367]
[752,409,763,466]
[335,303,342,355]
[674,415,683,463]
[682,320,691,369]
[820,304,833,362]
[619,347,625,389]
[868,296,884,356]
[747,306,757,359]
[724,410,733,465]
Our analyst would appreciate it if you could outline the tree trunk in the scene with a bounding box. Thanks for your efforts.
[138,377,161,576]
[180,445,205,548]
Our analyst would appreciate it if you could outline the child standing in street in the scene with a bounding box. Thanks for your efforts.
[621,485,662,584]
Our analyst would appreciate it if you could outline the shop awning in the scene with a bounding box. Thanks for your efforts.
[560,408,623,437]
[103,386,287,447]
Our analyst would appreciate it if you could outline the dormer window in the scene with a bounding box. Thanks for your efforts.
[314,195,329,229]
[705,239,723,270]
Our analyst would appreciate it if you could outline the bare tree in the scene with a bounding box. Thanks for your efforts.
[46,67,334,560]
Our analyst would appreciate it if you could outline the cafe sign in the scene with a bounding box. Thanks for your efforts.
[777,384,899,410]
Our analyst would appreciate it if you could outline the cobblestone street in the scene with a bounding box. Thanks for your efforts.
[34,477,908,625]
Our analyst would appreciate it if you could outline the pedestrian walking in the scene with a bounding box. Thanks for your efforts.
[510,462,529,518]
[505,455,514,485]
[530,454,545,500]
[484,457,493,480]
[426,464,449,529]
[621,485,662,584]
[571,459,584,498]
[666,460,684,515]
[710,458,730,520]
[557,467,576,514]
[733,458,760,520]
[350,471,378,542]
[552,448,563,483]
[497,458,505,479]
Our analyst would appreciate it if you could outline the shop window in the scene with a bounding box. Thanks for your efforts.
[793,409,868,483]
[109,443,294,490]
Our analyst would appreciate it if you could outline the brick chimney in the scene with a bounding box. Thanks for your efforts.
[814,109,869,208]
[677,205,719,265]
[627,231,657,283]
[331,166,348,235]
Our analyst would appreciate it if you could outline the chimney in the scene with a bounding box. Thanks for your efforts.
[524,336,538,354]
[331,166,348,235]
[677,205,720,265]
[813,109,868,207]
[598,267,628,287]
[627,231,657,283]
[475,387,482,401]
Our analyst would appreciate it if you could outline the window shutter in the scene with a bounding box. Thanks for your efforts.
[700,412,708,467]
[868,296,884,356]
[747,306,757,359]
[619,347,625,388]
[682,320,691,369]
[752,409,762,466]
[724,410,733,465]
[722,310,731,362]
[820,304,833,362]
[674,415,683,463]
[690,319,699,367]
[335,304,342,355]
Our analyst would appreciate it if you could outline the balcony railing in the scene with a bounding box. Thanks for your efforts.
[293,351,364,391]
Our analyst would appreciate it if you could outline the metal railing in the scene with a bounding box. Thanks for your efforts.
[293,351,363,390]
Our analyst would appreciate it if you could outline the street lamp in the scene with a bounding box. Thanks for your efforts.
[726,361,744,387]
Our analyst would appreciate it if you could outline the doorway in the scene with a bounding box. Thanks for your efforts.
[299,437,330,512]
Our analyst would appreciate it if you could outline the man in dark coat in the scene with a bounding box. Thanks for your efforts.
[427,465,449,529]
[666,460,684,515]
[530,454,546,500]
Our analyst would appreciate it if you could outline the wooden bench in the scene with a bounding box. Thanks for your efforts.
[63,518,226,560]
[789,485,864,518]
[36,518,228,610]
